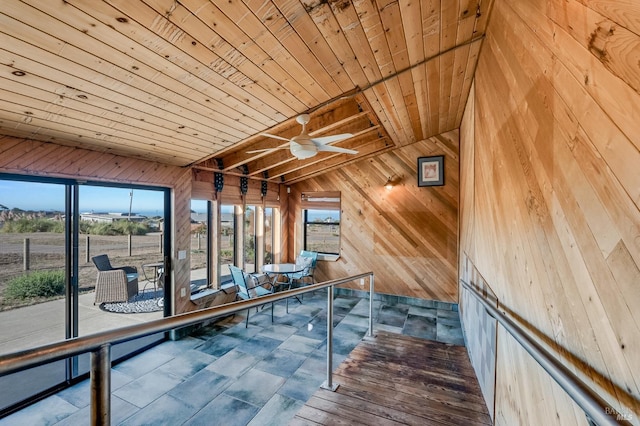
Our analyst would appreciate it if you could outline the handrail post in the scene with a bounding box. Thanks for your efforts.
[367,273,375,337]
[91,343,111,426]
[321,285,339,391]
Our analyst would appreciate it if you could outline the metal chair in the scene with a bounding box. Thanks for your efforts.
[92,255,138,304]
[229,265,274,327]
[290,251,318,298]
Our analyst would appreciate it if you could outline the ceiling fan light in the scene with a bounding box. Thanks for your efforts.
[290,141,317,159]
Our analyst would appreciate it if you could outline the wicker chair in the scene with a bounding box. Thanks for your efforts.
[92,255,139,304]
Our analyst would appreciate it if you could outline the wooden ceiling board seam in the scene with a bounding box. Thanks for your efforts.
[379,77,413,144]
[0,99,202,164]
[400,0,426,65]
[423,0,442,58]
[0,86,214,158]
[440,0,461,52]
[137,0,321,108]
[188,0,335,104]
[272,0,358,93]
[446,43,472,131]
[355,0,395,79]
[69,5,281,130]
[0,74,224,151]
[106,0,307,113]
[0,33,238,151]
[330,0,385,85]
[438,50,456,133]
[454,39,482,126]
[456,0,481,44]
[35,0,274,133]
[401,0,430,140]
[143,0,324,109]
[4,3,261,140]
[304,2,371,90]
[91,1,293,120]
[412,64,432,139]
[0,110,181,162]
[236,0,343,99]
[426,57,441,134]
[377,0,423,143]
[361,89,402,145]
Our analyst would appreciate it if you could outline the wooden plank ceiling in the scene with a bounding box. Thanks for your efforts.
[0,0,492,184]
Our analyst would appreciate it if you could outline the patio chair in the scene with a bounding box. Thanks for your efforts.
[92,255,139,304]
[290,251,318,298]
[230,265,274,328]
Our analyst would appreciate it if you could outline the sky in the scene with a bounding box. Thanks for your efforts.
[1,180,339,219]
[0,180,164,215]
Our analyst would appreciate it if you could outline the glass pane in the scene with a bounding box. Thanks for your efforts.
[244,206,256,273]
[305,209,340,254]
[78,186,165,323]
[264,207,273,264]
[0,180,68,411]
[190,200,208,293]
[220,205,234,282]
[0,180,67,354]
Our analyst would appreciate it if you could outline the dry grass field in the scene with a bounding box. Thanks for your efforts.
[0,232,206,310]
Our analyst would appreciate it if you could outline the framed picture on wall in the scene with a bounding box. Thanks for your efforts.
[417,155,444,187]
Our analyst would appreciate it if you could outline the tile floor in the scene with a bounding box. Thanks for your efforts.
[0,290,464,426]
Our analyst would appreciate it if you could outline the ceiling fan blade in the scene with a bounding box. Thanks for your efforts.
[260,132,292,142]
[317,145,358,155]
[311,133,353,145]
[246,145,290,154]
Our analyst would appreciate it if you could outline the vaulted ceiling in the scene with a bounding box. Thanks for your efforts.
[1,0,492,184]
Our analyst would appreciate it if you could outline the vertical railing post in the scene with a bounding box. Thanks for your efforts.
[23,238,30,271]
[368,273,375,337]
[321,285,339,391]
[91,343,111,426]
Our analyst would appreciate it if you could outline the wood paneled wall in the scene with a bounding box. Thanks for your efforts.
[460,0,640,423]
[0,136,194,316]
[290,131,459,302]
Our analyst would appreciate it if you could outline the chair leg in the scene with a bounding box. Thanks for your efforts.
[271,302,274,323]
[245,308,250,328]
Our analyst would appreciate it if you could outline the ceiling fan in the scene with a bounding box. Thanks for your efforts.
[248,114,358,160]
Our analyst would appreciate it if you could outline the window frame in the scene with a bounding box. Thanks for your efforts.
[300,191,341,256]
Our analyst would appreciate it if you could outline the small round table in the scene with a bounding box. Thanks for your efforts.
[262,263,306,312]
[141,261,164,295]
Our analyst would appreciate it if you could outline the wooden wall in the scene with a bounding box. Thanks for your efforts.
[290,131,459,302]
[0,136,194,316]
[460,0,640,423]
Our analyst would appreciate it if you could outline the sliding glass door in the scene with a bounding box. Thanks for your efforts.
[0,174,170,414]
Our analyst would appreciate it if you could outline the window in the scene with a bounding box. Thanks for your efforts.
[264,207,273,264]
[244,205,256,273]
[301,191,341,255]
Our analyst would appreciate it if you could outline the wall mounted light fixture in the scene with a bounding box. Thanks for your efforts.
[385,177,395,190]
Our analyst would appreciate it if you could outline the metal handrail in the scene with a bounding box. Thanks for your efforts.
[460,280,629,426]
[0,272,375,424]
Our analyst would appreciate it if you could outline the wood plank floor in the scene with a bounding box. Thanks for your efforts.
[291,330,492,425]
